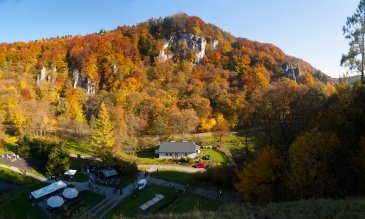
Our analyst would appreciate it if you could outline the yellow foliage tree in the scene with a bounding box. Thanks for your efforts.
[65,88,87,122]
[19,79,27,89]
[12,110,28,135]
[235,147,283,204]
[287,129,339,199]
[199,117,216,132]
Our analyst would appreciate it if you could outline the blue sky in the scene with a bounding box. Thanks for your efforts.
[0,0,359,77]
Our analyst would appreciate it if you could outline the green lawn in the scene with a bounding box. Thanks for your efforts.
[163,193,220,214]
[0,167,46,219]
[65,141,93,156]
[198,133,256,150]
[149,170,223,192]
[1,139,94,157]
[136,150,163,164]
[137,157,163,164]
[106,185,176,218]
[200,149,228,163]
[107,184,221,218]
[0,135,19,155]
[200,133,258,165]
[150,170,195,185]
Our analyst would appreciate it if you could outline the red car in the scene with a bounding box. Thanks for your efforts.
[193,162,207,168]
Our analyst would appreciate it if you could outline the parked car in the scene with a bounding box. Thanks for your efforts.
[136,179,147,190]
[193,162,207,168]
[202,155,211,160]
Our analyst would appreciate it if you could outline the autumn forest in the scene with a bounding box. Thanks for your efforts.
[1,13,365,207]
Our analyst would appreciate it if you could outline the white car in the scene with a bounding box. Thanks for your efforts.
[136,179,147,190]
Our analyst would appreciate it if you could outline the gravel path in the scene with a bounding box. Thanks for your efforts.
[138,164,205,173]
[0,163,50,182]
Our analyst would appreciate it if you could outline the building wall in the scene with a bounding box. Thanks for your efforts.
[158,152,198,159]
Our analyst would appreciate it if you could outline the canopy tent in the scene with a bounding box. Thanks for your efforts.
[64,170,77,176]
[62,188,78,199]
[31,181,67,199]
[100,169,118,178]
[47,196,64,208]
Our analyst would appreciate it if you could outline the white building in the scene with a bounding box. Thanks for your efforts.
[155,141,200,159]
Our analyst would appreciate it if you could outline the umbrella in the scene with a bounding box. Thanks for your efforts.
[62,188,79,199]
[47,196,64,208]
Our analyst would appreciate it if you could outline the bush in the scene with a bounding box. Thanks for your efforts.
[196,164,235,187]
[100,152,138,177]
[114,157,138,176]
[180,157,194,165]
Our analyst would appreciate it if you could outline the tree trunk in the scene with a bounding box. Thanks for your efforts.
[361,19,365,84]
[361,30,365,84]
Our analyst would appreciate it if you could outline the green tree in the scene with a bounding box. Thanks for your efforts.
[17,136,30,158]
[342,0,365,82]
[91,102,115,160]
[46,144,70,177]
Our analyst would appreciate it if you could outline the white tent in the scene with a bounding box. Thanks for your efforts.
[62,188,78,199]
[47,196,64,208]
[64,170,77,176]
[31,181,67,199]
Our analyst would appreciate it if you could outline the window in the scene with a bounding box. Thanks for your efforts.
[165,153,168,156]
[185,153,187,156]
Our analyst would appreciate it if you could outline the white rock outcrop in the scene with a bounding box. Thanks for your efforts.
[213,39,219,49]
[36,67,47,84]
[158,33,207,64]
[72,68,96,95]
[72,69,80,88]
[158,36,174,61]
[37,66,56,85]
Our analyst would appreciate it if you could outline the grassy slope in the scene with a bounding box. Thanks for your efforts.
[0,167,46,219]
[150,170,195,185]
[162,193,220,214]
[137,198,365,219]
[65,141,93,156]
[107,184,220,218]
[200,149,228,163]
[0,135,18,155]
[106,185,176,218]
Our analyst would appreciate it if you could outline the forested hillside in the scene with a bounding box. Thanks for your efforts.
[0,14,328,139]
[4,14,365,206]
